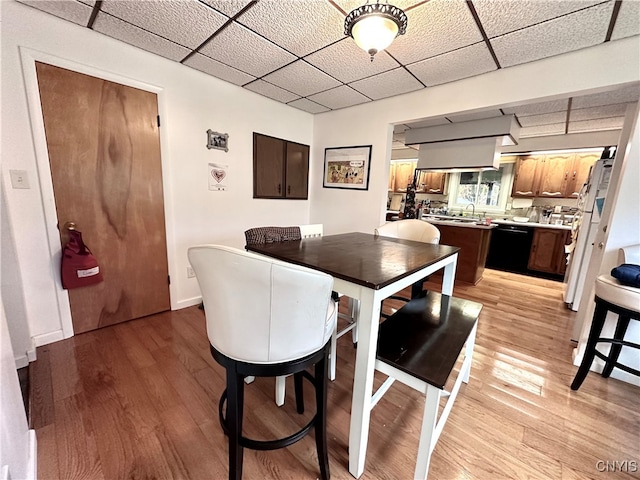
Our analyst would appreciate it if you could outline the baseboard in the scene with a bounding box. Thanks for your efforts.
[175,296,202,310]
[32,330,64,347]
[28,429,37,480]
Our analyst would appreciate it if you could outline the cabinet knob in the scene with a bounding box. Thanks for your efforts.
[278,183,281,193]
[287,185,291,194]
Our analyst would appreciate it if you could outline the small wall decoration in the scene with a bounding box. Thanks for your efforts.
[206,129,229,152]
[209,163,228,191]
[323,145,372,190]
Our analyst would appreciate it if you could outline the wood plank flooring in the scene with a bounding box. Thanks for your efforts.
[31,269,640,479]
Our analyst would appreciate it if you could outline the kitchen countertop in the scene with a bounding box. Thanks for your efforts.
[421,217,497,230]
[492,219,572,230]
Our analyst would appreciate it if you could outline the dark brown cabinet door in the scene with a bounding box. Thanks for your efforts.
[253,133,309,199]
[253,133,285,198]
[528,228,570,274]
[285,142,309,199]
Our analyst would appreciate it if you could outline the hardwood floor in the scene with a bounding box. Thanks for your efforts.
[31,269,640,479]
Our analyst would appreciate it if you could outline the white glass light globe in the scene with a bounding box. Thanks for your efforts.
[352,15,399,59]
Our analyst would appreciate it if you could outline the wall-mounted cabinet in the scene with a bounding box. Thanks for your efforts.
[417,170,446,194]
[253,133,309,199]
[511,152,599,198]
[392,161,416,192]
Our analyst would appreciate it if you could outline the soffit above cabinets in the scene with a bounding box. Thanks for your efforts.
[17,0,640,118]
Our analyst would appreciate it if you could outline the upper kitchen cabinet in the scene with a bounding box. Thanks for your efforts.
[511,155,541,197]
[253,133,309,199]
[537,153,574,198]
[392,161,417,192]
[417,170,447,194]
[388,162,396,191]
[511,151,600,198]
[565,152,600,198]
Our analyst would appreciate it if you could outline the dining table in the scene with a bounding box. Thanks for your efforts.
[246,232,460,478]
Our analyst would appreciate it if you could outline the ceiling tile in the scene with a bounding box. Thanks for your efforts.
[305,39,399,84]
[183,53,255,86]
[407,42,496,87]
[611,0,640,40]
[262,60,341,97]
[569,103,630,122]
[199,22,296,77]
[244,79,300,103]
[100,0,228,50]
[519,123,566,137]
[17,0,93,27]
[287,98,330,114]
[502,99,568,116]
[234,0,345,57]
[307,85,370,110]
[571,84,640,108]
[200,0,252,18]
[490,2,614,67]
[93,12,191,62]
[473,0,602,38]
[517,111,567,127]
[350,68,423,100]
[384,0,483,65]
[446,109,504,123]
[568,117,625,133]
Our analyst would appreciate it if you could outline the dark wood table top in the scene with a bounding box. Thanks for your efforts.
[246,232,460,290]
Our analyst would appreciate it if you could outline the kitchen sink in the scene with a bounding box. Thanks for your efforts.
[424,215,481,223]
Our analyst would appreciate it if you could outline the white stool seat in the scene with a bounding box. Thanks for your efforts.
[596,274,640,312]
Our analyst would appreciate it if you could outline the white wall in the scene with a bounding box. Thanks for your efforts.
[0,303,36,480]
[1,1,314,352]
[310,37,640,235]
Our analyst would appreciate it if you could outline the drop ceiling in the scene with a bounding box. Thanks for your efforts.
[17,0,640,137]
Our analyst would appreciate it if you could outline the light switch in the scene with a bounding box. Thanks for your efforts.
[10,170,30,189]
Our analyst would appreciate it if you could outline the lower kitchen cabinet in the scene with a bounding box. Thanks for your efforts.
[435,224,493,284]
[528,228,570,275]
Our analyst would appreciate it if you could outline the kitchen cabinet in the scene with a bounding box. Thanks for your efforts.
[253,133,309,199]
[417,170,446,194]
[528,227,570,275]
[432,223,493,285]
[511,155,541,197]
[392,161,417,192]
[511,152,600,198]
[565,152,600,198]
[388,162,396,191]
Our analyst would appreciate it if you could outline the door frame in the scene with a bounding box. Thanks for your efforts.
[20,47,177,340]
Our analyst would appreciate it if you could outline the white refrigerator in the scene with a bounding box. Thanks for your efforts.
[564,148,615,340]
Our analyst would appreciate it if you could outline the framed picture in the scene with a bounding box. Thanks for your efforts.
[206,129,229,152]
[323,145,372,190]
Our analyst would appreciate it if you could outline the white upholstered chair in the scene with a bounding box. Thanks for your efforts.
[188,245,336,480]
[375,219,441,303]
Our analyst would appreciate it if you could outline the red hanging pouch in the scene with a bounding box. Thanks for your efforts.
[61,230,104,289]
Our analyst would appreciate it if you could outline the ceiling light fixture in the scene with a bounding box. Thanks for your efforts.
[344,1,407,61]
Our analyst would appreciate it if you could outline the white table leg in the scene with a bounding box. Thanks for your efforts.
[441,254,458,296]
[414,386,441,480]
[348,288,380,478]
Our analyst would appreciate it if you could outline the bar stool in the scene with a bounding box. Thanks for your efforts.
[188,245,337,480]
[571,272,640,390]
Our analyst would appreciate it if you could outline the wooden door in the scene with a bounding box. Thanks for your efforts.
[253,133,285,198]
[36,62,170,334]
[566,152,599,198]
[538,153,574,198]
[394,161,415,191]
[285,141,309,199]
[528,228,568,274]
[511,155,540,197]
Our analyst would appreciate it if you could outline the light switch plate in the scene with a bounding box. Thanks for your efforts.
[10,170,30,189]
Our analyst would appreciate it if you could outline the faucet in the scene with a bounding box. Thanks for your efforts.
[465,203,476,218]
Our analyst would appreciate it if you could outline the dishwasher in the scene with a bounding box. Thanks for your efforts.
[486,224,534,274]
